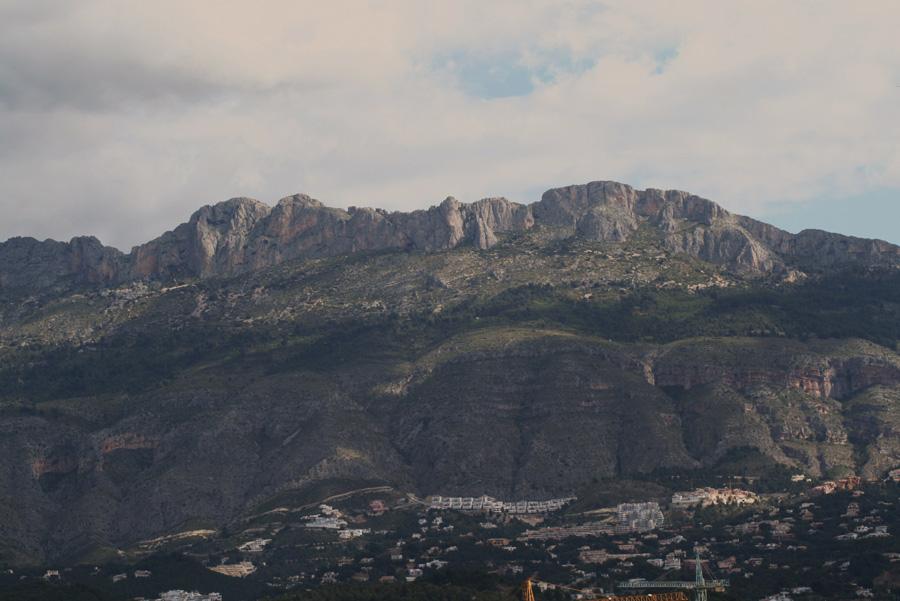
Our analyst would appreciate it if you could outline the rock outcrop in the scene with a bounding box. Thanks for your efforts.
[0,235,124,294]
[651,351,900,401]
[3,180,899,296]
[130,197,272,280]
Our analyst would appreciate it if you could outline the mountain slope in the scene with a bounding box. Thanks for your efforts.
[1,180,899,565]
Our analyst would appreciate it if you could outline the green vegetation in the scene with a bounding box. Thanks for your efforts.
[4,266,899,404]
[0,581,111,601]
[2,234,900,591]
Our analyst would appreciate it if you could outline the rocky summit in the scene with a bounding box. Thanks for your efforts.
[1,180,900,565]
[3,181,898,297]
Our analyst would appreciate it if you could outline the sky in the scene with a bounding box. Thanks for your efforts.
[2,1,899,250]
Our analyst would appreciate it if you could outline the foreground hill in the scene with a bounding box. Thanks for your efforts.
[0,181,899,565]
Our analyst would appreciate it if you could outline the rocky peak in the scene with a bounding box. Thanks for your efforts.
[193,196,272,223]
[467,197,534,233]
[0,235,123,294]
[276,193,324,210]
[789,229,900,269]
[3,180,899,296]
[533,180,638,229]
[532,181,898,273]
[129,197,271,280]
[439,196,461,211]
[189,197,272,274]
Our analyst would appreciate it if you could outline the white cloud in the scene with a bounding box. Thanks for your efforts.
[1,0,899,248]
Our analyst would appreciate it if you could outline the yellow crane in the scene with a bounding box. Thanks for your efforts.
[522,578,536,601]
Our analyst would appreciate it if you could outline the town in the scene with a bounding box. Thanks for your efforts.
[5,470,898,601]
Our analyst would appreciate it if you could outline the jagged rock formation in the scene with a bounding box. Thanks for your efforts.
[0,235,124,292]
[130,197,272,280]
[3,181,899,296]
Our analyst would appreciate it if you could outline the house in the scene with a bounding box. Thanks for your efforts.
[238,538,271,552]
[717,557,737,570]
[208,562,256,577]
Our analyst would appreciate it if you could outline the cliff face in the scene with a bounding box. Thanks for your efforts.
[533,182,900,273]
[0,235,124,294]
[650,352,900,401]
[129,197,272,280]
[3,180,899,296]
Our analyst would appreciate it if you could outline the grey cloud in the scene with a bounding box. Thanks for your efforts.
[0,3,332,112]
[1,1,899,250]
[0,52,234,112]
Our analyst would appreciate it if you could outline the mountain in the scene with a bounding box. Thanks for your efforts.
[1,180,899,566]
[3,181,898,297]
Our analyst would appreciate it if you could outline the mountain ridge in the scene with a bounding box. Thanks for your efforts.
[2,180,900,565]
[3,180,899,296]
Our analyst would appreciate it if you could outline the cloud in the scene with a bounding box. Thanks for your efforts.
[1,0,899,249]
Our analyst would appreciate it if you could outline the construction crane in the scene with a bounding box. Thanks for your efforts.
[522,578,536,601]
[522,577,688,601]
[616,551,729,601]
[604,596,688,601]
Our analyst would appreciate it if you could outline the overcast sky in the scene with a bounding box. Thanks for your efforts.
[2,1,899,250]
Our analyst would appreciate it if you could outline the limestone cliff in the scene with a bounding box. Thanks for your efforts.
[0,235,124,294]
[3,180,899,297]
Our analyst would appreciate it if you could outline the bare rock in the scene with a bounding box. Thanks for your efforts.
[533,180,639,229]
[576,205,638,242]
[0,235,123,294]
[4,180,900,295]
